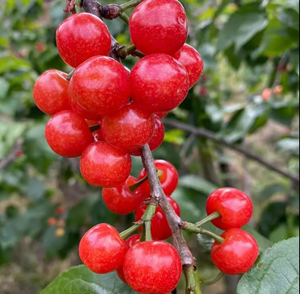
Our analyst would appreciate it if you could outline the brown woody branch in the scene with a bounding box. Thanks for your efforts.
[0,140,23,169]
[163,118,299,185]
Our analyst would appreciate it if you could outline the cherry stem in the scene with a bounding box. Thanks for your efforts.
[199,271,224,285]
[66,69,75,81]
[195,211,221,228]
[194,271,203,294]
[184,265,196,294]
[141,202,156,241]
[120,221,143,239]
[182,223,224,243]
[118,11,129,23]
[120,0,143,11]
[128,169,163,192]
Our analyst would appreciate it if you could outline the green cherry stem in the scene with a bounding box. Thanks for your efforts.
[195,211,221,228]
[129,169,164,192]
[120,0,143,11]
[194,271,203,294]
[184,265,196,294]
[118,11,130,23]
[199,271,224,285]
[142,202,156,241]
[120,221,143,239]
[66,69,75,81]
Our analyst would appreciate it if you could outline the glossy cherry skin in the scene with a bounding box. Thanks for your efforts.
[206,188,253,230]
[131,115,164,156]
[129,0,188,55]
[69,56,131,117]
[173,43,204,88]
[101,104,155,152]
[135,197,180,240]
[80,141,132,187]
[116,234,140,283]
[211,228,259,275]
[56,13,111,67]
[33,70,70,116]
[130,54,189,113]
[79,223,127,274]
[138,160,179,197]
[45,110,93,157]
[102,176,144,214]
[156,111,168,118]
[123,241,182,293]
[71,97,102,120]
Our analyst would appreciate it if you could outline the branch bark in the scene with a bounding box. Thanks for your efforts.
[163,118,299,185]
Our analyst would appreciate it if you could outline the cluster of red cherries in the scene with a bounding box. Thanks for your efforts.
[32,0,258,292]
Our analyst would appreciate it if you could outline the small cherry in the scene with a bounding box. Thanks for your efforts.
[80,141,132,187]
[206,188,253,230]
[211,228,259,275]
[56,13,111,67]
[131,115,164,156]
[101,103,155,152]
[102,176,144,214]
[33,70,70,116]
[138,160,179,197]
[79,223,127,274]
[69,56,130,117]
[123,241,182,293]
[130,53,189,113]
[45,110,94,157]
[135,197,180,240]
[116,234,140,283]
[129,0,188,55]
[173,43,204,88]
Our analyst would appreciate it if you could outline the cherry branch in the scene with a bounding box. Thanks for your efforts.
[0,140,23,170]
[163,118,299,185]
[140,144,196,292]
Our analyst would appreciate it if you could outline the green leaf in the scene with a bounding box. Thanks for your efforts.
[218,3,268,52]
[163,129,185,145]
[237,237,299,294]
[0,78,9,100]
[258,183,287,203]
[0,57,30,74]
[179,175,218,195]
[277,138,299,155]
[42,265,136,294]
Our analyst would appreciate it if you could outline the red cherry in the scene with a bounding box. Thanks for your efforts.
[92,129,104,142]
[102,176,144,214]
[101,104,155,152]
[116,234,140,283]
[130,54,189,113]
[206,188,253,230]
[56,206,66,215]
[156,111,168,118]
[86,119,99,126]
[69,56,130,117]
[211,228,259,275]
[173,43,204,88]
[45,110,93,157]
[71,97,103,120]
[131,115,164,156]
[33,70,70,116]
[123,241,182,293]
[79,223,127,274]
[56,13,111,68]
[129,0,188,55]
[80,141,132,187]
[138,160,179,197]
[135,197,180,240]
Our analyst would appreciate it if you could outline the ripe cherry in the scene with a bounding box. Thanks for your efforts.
[45,110,94,157]
[156,111,168,118]
[79,223,127,274]
[123,241,182,293]
[130,54,189,113]
[173,43,204,88]
[56,13,111,67]
[102,176,144,214]
[101,104,155,152]
[80,141,132,187]
[206,188,253,230]
[116,234,140,283]
[70,97,102,120]
[69,56,130,117]
[135,197,180,240]
[33,70,70,116]
[129,0,188,55]
[211,228,259,275]
[138,160,179,197]
[86,120,99,126]
[131,115,164,156]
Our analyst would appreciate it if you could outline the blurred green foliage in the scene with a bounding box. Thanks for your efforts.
[0,0,299,292]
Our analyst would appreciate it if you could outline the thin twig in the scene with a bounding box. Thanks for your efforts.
[163,118,299,184]
[0,140,23,169]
